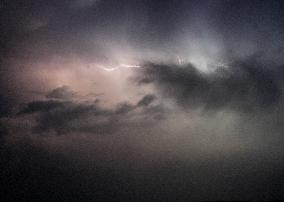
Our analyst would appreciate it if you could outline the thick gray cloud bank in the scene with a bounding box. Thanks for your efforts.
[1,0,284,201]
[17,93,160,135]
[137,58,284,112]
[1,60,284,201]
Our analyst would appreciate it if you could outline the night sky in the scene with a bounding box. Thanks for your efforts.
[1,0,284,201]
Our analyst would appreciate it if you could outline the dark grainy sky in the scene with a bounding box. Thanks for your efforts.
[1,0,284,201]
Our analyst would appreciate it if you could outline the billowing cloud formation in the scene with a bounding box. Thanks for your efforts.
[17,90,161,135]
[137,58,284,112]
[1,0,284,201]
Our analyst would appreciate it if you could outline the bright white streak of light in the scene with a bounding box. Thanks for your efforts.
[99,66,119,71]
[119,64,141,68]
[97,64,141,72]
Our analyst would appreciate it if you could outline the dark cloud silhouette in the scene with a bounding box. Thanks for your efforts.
[17,89,163,135]
[137,94,156,107]
[46,86,76,100]
[1,0,284,201]
[18,100,68,115]
[137,59,283,112]
[114,102,135,115]
[18,99,112,134]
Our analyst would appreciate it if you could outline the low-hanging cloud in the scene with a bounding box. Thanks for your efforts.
[17,89,162,135]
[136,58,284,112]
[1,0,284,201]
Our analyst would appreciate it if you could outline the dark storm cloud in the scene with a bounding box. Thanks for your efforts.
[18,99,112,134]
[137,94,156,107]
[137,58,284,112]
[17,89,162,135]
[46,86,76,100]
[1,0,283,82]
[114,102,135,115]
[1,0,284,201]
[18,100,69,114]
[0,0,155,63]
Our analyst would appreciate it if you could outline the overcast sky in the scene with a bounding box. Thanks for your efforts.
[1,0,284,201]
